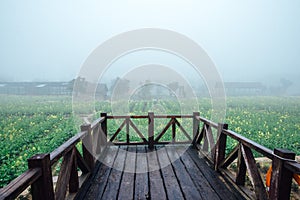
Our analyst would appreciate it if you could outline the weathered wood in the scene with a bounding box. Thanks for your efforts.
[187,148,244,200]
[202,124,209,151]
[174,118,192,141]
[69,147,79,193]
[126,117,130,143]
[0,168,41,200]
[148,112,154,149]
[75,148,90,174]
[102,147,127,200]
[236,144,246,186]
[79,145,246,200]
[54,149,75,200]
[92,123,101,154]
[176,147,220,200]
[113,141,148,145]
[195,123,205,145]
[269,148,296,200]
[284,161,300,174]
[154,115,193,118]
[118,146,136,200]
[206,125,215,152]
[91,116,105,129]
[156,147,184,199]
[107,115,148,119]
[214,123,228,170]
[84,147,119,200]
[223,129,274,159]
[166,146,202,199]
[193,112,200,145]
[81,124,94,171]
[135,147,149,200]
[146,147,167,200]
[100,113,107,146]
[154,118,173,142]
[240,144,268,200]
[28,154,54,200]
[50,131,87,165]
[129,119,148,143]
[197,116,218,128]
[109,119,126,142]
[219,144,239,169]
[172,118,176,143]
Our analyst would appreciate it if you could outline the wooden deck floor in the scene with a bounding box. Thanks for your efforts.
[75,145,246,200]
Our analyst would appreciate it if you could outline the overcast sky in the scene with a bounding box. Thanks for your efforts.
[0,1,299,87]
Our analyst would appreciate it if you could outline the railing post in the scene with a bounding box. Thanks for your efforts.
[28,153,54,200]
[81,124,94,170]
[126,117,130,144]
[236,143,246,186]
[148,112,154,149]
[192,112,200,147]
[172,118,176,143]
[269,148,295,200]
[100,113,107,146]
[214,123,228,171]
[69,147,79,193]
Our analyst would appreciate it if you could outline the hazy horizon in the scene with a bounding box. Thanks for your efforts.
[1,1,299,92]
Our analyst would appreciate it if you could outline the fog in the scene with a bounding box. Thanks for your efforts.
[0,1,300,95]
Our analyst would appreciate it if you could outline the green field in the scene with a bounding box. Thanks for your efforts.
[0,95,300,187]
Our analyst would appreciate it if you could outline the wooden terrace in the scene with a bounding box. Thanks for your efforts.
[0,113,300,200]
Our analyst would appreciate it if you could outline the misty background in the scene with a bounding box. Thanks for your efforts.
[0,1,300,95]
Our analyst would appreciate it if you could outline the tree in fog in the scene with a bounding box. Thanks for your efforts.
[110,77,130,99]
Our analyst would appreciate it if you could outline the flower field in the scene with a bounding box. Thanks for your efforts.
[0,95,300,188]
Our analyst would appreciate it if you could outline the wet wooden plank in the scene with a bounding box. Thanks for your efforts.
[118,146,136,200]
[156,146,184,200]
[146,147,167,200]
[83,146,119,200]
[187,148,245,200]
[134,146,149,200]
[175,146,220,200]
[102,146,127,199]
[165,146,203,199]
[76,145,246,200]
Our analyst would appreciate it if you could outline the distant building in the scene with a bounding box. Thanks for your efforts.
[0,82,72,95]
[215,82,265,96]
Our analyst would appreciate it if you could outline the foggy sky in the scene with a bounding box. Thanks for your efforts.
[0,1,300,88]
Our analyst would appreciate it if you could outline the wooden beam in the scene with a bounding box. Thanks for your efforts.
[81,124,94,171]
[129,119,148,143]
[154,118,173,142]
[241,144,268,200]
[28,154,54,200]
[174,118,192,141]
[148,112,154,149]
[269,148,296,200]
[235,144,246,186]
[219,144,239,169]
[192,112,200,146]
[54,149,74,200]
[214,123,228,171]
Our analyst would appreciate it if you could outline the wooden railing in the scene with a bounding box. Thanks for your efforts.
[106,112,193,148]
[0,112,299,200]
[0,116,106,200]
[192,113,300,200]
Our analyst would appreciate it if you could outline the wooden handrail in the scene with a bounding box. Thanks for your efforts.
[1,112,300,200]
[91,117,105,129]
[0,168,41,200]
[196,116,218,128]
[223,129,274,159]
[50,131,88,165]
[285,161,300,174]
[193,117,300,200]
